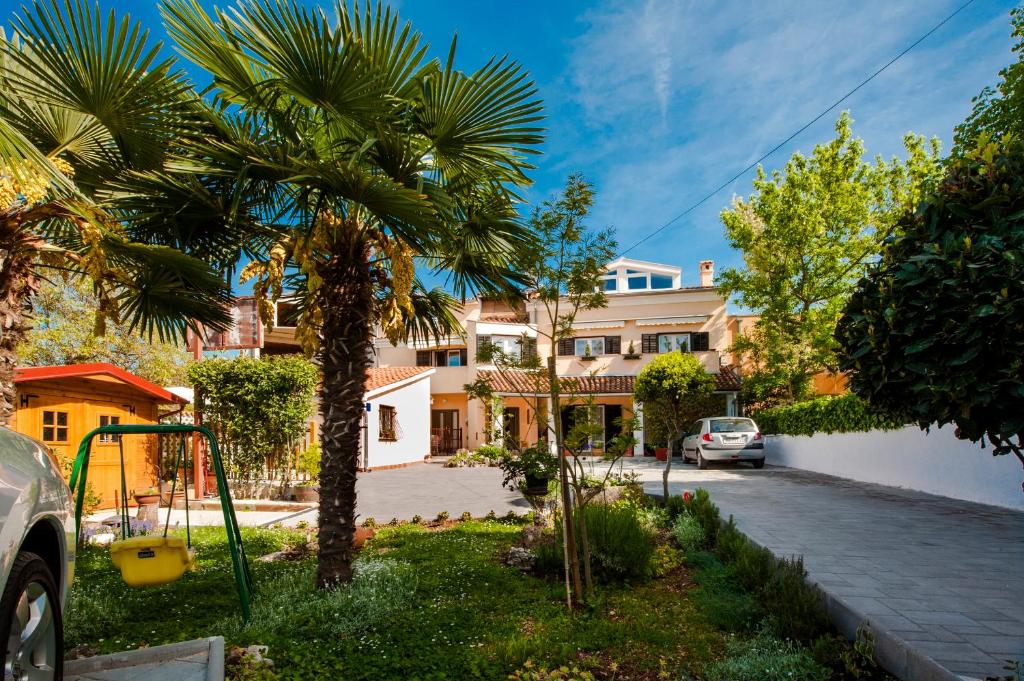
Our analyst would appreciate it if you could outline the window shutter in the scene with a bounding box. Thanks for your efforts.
[605,336,621,354]
[434,350,447,367]
[477,334,491,350]
[641,334,658,354]
[691,332,710,351]
[523,338,538,361]
[459,348,468,365]
[416,350,431,367]
[557,337,575,356]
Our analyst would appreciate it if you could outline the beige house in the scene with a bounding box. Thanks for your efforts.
[371,257,744,456]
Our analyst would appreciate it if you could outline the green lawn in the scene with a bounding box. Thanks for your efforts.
[67,521,733,680]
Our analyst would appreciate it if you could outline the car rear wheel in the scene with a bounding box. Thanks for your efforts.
[697,449,708,470]
[753,458,765,469]
[1,551,62,681]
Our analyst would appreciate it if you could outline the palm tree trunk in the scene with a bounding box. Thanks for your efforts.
[0,216,37,426]
[315,246,373,588]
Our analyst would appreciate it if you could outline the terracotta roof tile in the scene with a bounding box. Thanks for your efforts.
[366,367,432,391]
[478,367,741,395]
[478,312,529,323]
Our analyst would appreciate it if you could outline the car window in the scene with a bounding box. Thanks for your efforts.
[690,421,703,434]
[710,418,756,433]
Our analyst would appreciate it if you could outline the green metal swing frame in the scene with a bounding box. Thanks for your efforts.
[69,423,254,621]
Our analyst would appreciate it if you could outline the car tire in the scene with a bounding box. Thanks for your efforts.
[753,458,765,469]
[1,551,63,681]
[697,449,708,470]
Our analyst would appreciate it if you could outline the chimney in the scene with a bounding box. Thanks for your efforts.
[699,260,715,287]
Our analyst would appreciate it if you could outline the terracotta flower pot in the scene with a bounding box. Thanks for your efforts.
[655,448,668,461]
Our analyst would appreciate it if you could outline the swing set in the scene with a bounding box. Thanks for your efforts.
[68,423,254,621]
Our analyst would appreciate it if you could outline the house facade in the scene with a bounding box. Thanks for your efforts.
[371,257,744,456]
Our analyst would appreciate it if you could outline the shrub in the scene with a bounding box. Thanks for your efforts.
[753,394,904,436]
[686,489,721,547]
[671,513,704,552]
[703,632,831,681]
[688,551,761,632]
[296,442,321,482]
[474,444,506,464]
[763,556,830,644]
[546,503,656,581]
[435,511,449,523]
[664,494,688,521]
[459,511,473,522]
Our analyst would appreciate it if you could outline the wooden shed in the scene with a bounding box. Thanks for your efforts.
[11,363,188,510]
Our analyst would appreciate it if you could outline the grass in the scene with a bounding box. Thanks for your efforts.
[67,521,728,679]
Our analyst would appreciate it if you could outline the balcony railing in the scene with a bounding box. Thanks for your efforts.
[430,428,464,455]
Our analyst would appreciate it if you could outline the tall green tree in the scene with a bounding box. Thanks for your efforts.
[953,7,1024,153]
[0,0,232,421]
[633,352,715,499]
[718,112,941,403]
[19,279,192,385]
[147,0,544,586]
[838,136,1024,491]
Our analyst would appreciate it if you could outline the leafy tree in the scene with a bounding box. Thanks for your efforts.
[634,352,715,499]
[0,1,233,423]
[953,7,1024,153]
[837,136,1024,491]
[188,356,319,493]
[19,279,192,385]
[149,0,543,587]
[718,113,941,403]
[465,174,618,607]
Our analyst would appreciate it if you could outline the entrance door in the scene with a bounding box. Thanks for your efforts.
[430,409,461,454]
[503,407,521,451]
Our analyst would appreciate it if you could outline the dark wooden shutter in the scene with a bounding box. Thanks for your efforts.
[691,332,710,351]
[416,350,431,367]
[434,350,447,367]
[477,334,491,351]
[523,337,538,361]
[641,334,658,354]
[459,348,468,365]
[557,337,575,356]
[605,336,621,354]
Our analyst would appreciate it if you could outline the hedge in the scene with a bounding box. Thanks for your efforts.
[752,394,905,437]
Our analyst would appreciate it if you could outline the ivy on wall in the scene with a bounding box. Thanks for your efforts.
[752,394,905,437]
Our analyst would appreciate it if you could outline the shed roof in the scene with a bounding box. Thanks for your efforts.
[15,363,187,404]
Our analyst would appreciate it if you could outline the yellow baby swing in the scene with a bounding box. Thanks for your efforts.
[69,424,254,620]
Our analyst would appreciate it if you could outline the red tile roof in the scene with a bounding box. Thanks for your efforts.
[479,312,529,323]
[478,367,742,395]
[14,363,187,404]
[365,367,433,391]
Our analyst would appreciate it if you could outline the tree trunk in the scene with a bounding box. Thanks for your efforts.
[0,217,37,426]
[576,492,594,600]
[548,355,582,606]
[315,246,373,588]
[662,435,676,503]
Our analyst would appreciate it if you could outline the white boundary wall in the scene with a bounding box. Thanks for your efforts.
[766,424,1024,511]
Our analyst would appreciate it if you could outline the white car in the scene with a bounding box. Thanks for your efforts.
[1,427,76,680]
[682,417,765,470]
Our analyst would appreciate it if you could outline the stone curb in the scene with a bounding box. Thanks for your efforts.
[65,636,225,681]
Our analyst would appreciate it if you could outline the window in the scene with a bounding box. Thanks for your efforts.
[575,337,605,356]
[491,335,522,361]
[379,406,397,441]
[447,350,463,367]
[420,348,467,367]
[658,333,690,353]
[42,410,69,443]
[710,418,756,433]
[650,274,673,289]
[99,415,121,444]
[627,275,647,290]
[601,277,617,292]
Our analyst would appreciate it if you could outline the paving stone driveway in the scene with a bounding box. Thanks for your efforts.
[621,459,1024,681]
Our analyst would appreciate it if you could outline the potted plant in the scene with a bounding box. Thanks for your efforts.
[579,348,596,362]
[623,340,642,360]
[133,486,161,506]
[498,444,558,495]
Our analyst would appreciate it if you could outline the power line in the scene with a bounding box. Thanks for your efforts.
[619,0,980,257]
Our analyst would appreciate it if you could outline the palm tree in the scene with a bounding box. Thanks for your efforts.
[151,0,544,586]
[0,0,232,420]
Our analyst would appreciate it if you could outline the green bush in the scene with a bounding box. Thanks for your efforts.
[474,444,506,464]
[703,632,831,681]
[686,488,721,547]
[753,394,904,436]
[688,551,762,632]
[664,494,688,521]
[671,513,704,552]
[544,503,656,581]
[763,556,830,644]
[296,442,321,482]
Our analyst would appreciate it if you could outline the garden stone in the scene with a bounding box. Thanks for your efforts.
[506,546,535,571]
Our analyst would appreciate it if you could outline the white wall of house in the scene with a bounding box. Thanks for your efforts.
[766,425,1024,511]
[365,374,432,469]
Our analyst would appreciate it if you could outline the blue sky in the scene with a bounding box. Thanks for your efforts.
[10,0,1017,290]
